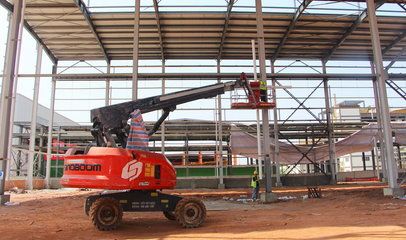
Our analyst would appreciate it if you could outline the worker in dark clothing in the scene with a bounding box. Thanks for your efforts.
[251,170,260,200]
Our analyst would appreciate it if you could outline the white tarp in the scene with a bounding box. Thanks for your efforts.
[230,123,406,164]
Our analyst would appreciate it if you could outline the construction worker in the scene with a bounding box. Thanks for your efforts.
[259,80,267,102]
[251,170,260,200]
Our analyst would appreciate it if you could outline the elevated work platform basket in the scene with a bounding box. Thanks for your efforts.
[230,81,276,110]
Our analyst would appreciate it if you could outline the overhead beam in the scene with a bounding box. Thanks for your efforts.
[8,73,406,80]
[0,0,57,64]
[323,0,384,61]
[153,0,165,61]
[217,0,235,60]
[272,0,313,61]
[74,0,109,62]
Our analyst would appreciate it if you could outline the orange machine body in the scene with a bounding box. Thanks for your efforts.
[60,147,177,190]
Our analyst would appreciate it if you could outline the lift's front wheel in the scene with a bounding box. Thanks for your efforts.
[163,211,176,220]
[175,198,206,228]
[89,197,123,231]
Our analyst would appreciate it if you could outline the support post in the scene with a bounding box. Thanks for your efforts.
[270,60,281,186]
[367,0,403,196]
[132,0,140,100]
[0,0,26,204]
[256,0,277,202]
[370,61,387,181]
[161,60,166,154]
[27,43,43,190]
[362,152,367,171]
[252,40,263,180]
[322,61,336,183]
[371,149,376,171]
[45,64,57,189]
[105,62,111,106]
[217,59,225,189]
[4,12,13,181]
[398,146,402,169]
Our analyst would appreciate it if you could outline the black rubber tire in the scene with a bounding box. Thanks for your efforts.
[89,197,123,231]
[163,211,176,221]
[174,198,206,228]
[84,200,90,216]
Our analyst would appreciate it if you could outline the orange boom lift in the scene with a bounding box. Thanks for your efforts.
[60,73,274,230]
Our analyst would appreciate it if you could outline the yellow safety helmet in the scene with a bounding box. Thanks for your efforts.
[253,171,258,175]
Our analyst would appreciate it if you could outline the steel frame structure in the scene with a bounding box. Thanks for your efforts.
[0,0,405,201]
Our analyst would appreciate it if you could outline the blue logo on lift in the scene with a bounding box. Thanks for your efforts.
[0,170,3,180]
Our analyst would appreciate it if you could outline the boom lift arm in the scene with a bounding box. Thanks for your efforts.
[91,78,245,147]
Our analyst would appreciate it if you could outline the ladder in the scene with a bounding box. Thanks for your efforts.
[386,79,406,101]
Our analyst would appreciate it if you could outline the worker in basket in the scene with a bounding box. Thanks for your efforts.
[259,80,267,102]
[251,170,260,201]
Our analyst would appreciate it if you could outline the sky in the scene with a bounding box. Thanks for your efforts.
[0,0,405,125]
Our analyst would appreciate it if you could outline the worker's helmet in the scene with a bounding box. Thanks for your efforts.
[253,170,258,175]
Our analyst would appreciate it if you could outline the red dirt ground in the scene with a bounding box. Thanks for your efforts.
[0,184,405,240]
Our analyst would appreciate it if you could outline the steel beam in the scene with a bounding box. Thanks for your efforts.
[367,0,401,196]
[322,61,336,183]
[217,59,224,188]
[74,0,109,62]
[132,0,141,100]
[273,0,313,61]
[398,3,406,11]
[252,40,263,179]
[324,0,384,61]
[17,73,399,80]
[385,45,406,71]
[4,12,13,181]
[270,61,281,186]
[256,0,276,202]
[105,62,111,106]
[370,61,388,180]
[27,43,42,190]
[0,0,25,202]
[153,0,165,61]
[161,60,166,154]
[0,0,57,64]
[45,64,57,189]
[382,31,406,56]
[217,0,235,60]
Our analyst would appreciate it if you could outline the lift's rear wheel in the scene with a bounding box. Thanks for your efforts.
[163,211,176,220]
[84,200,90,216]
[174,198,206,228]
[89,197,123,231]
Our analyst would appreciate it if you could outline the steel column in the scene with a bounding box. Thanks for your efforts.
[105,62,111,106]
[322,61,336,183]
[270,61,281,186]
[45,64,57,189]
[256,0,276,202]
[132,0,140,100]
[0,0,25,201]
[252,40,263,180]
[370,61,387,180]
[217,59,224,188]
[27,43,43,190]
[4,12,13,181]
[161,60,166,154]
[367,0,401,195]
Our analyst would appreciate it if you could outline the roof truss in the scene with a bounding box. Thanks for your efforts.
[74,0,109,62]
[323,0,385,61]
[153,0,165,61]
[218,0,235,61]
[272,0,313,61]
